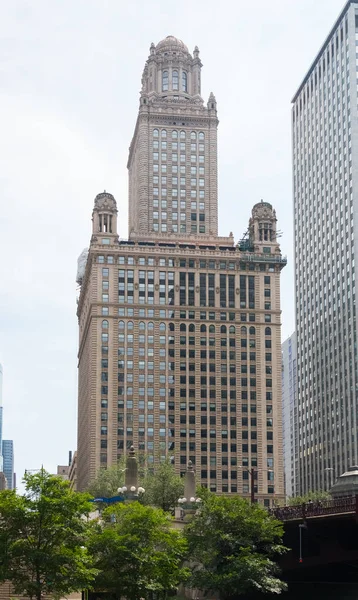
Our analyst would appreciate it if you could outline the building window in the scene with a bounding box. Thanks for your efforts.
[182,71,187,91]
[173,70,179,90]
[162,71,169,91]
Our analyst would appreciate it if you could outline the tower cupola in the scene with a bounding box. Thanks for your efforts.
[92,191,118,239]
[140,35,203,100]
[249,200,278,251]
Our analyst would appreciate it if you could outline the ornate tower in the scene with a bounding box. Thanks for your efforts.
[249,201,279,251]
[76,37,287,506]
[127,36,218,241]
[92,192,118,241]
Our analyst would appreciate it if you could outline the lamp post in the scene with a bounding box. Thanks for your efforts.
[176,460,202,517]
[117,446,145,501]
[239,466,256,504]
[117,485,145,501]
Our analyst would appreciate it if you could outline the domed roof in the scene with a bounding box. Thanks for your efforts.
[156,36,189,54]
[94,191,117,212]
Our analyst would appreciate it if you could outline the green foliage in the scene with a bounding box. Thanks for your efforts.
[89,501,189,600]
[287,491,331,506]
[0,470,96,600]
[184,493,287,599]
[87,458,127,498]
[140,458,184,512]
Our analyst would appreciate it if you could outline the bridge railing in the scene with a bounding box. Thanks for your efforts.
[270,495,358,522]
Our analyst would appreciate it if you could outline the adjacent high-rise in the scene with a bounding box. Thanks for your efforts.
[292,1,358,494]
[77,36,287,504]
[281,333,297,499]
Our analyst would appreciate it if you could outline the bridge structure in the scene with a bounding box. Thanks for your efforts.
[269,496,358,599]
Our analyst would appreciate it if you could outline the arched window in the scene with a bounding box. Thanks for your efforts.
[249,326,256,335]
[241,326,247,335]
[172,130,178,139]
[161,129,167,138]
[199,132,205,141]
[182,71,187,92]
[139,321,146,330]
[102,320,108,329]
[229,325,235,334]
[160,322,166,332]
[180,130,186,140]
[148,321,154,330]
[118,320,125,330]
[169,322,175,331]
[180,323,186,331]
[200,324,207,333]
[162,70,169,91]
[221,325,227,334]
[209,324,215,333]
[191,131,197,140]
[127,321,133,330]
[189,324,195,332]
[172,70,179,90]
[265,327,272,336]
[153,129,159,138]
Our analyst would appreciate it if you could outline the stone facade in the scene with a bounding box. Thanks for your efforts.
[128,36,218,240]
[76,36,286,506]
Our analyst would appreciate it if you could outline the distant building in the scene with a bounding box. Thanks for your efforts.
[56,465,69,480]
[0,471,7,490]
[2,440,14,490]
[0,364,3,473]
[69,451,77,490]
[282,333,297,499]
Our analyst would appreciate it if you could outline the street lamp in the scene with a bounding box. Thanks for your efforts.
[117,446,145,501]
[239,466,256,504]
[117,485,145,500]
[178,496,202,506]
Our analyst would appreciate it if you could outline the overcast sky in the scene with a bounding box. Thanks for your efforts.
[0,0,345,485]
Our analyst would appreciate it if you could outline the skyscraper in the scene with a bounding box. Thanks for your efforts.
[292,1,358,495]
[281,333,297,499]
[2,440,14,490]
[0,364,3,472]
[77,37,286,504]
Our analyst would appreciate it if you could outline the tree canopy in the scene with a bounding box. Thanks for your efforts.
[0,469,96,600]
[141,458,184,512]
[287,491,331,506]
[87,459,127,498]
[184,492,287,599]
[89,501,189,600]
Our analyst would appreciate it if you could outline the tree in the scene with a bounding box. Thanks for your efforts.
[140,458,184,512]
[0,469,96,600]
[287,491,331,506]
[89,501,189,600]
[87,458,127,498]
[184,492,287,599]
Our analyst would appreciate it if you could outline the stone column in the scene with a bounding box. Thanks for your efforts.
[125,445,138,489]
[184,460,196,500]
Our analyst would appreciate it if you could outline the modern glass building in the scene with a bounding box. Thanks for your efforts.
[2,439,14,490]
[292,1,358,494]
[282,333,297,499]
[0,364,3,473]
